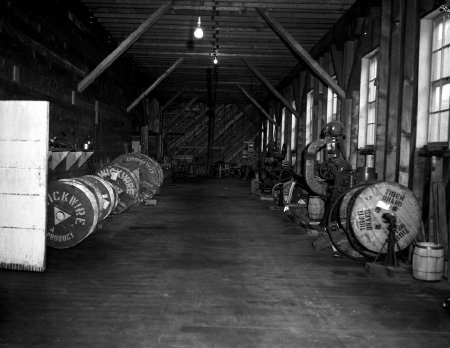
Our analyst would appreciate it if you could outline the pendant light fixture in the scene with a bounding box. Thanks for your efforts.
[194,17,203,39]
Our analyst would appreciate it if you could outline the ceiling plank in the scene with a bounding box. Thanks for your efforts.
[78,1,172,92]
[127,56,184,113]
[256,7,345,99]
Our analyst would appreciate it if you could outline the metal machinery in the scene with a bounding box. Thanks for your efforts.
[302,121,421,263]
[303,120,353,205]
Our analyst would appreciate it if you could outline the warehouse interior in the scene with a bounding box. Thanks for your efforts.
[1,0,450,346]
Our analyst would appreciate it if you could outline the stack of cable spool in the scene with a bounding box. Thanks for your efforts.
[46,154,163,249]
[110,153,164,203]
[326,181,421,261]
[46,175,119,249]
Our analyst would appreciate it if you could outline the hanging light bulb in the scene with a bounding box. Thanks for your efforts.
[213,55,218,64]
[194,17,203,39]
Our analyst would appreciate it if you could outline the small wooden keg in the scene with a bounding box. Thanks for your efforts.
[412,242,444,281]
[347,181,420,253]
[96,164,139,214]
[46,180,99,249]
[308,196,325,220]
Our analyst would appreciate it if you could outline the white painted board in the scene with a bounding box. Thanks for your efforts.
[0,101,49,271]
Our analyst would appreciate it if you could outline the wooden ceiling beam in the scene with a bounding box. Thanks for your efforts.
[78,1,172,92]
[127,56,184,113]
[243,58,299,119]
[236,84,275,125]
[256,7,345,99]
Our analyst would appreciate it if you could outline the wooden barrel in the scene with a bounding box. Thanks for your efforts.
[412,242,444,281]
[46,180,99,249]
[96,164,139,214]
[78,175,116,220]
[308,196,325,220]
[347,181,420,253]
[111,153,161,200]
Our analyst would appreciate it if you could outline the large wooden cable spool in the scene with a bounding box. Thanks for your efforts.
[96,164,139,214]
[111,154,161,200]
[326,188,370,261]
[46,180,99,249]
[143,154,164,186]
[338,185,379,259]
[346,182,420,253]
[61,178,106,221]
[77,175,116,220]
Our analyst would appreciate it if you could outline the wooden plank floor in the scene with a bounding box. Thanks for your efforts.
[1,178,450,347]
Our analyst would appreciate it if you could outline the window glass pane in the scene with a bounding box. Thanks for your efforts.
[281,108,286,146]
[442,83,450,110]
[439,111,449,142]
[433,19,443,50]
[444,47,450,78]
[432,52,442,81]
[428,114,439,142]
[369,56,377,80]
[368,103,376,123]
[306,91,313,145]
[368,80,377,102]
[291,115,297,150]
[445,16,450,46]
[332,95,337,119]
[431,86,441,112]
[366,124,375,146]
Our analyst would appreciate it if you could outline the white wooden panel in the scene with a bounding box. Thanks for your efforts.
[0,228,46,271]
[0,101,49,272]
[0,195,46,228]
[0,102,48,140]
[0,142,47,169]
[0,168,46,195]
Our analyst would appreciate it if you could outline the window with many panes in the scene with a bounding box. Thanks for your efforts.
[281,107,286,147]
[358,50,378,148]
[306,90,314,145]
[326,77,338,123]
[290,100,297,151]
[429,12,450,143]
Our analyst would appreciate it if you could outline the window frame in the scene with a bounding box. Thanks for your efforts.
[358,48,379,150]
[306,90,314,146]
[417,8,450,149]
[326,76,338,123]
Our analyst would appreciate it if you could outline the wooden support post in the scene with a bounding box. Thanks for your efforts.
[78,2,172,92]
[399,0,419,187]
[349,91,360,169]
[127,57,184,113]
[385,0,405,182]
[376,0,392,181]
[256,7,345,100]
[236,84,276,125]
[242,59,300,118]
[330,44,344,90]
